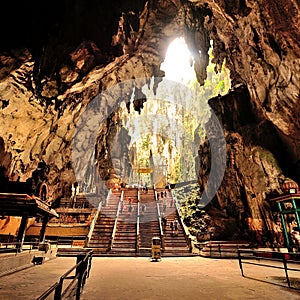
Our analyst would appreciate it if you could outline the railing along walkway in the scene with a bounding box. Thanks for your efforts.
[0,241,40,253]
[37,250,93,300]
[238,249,300,290]
[199,241,250,258]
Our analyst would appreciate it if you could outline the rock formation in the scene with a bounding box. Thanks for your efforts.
[0,0,299,245]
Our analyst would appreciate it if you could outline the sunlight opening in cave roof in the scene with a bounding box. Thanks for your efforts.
[160,37,196,83]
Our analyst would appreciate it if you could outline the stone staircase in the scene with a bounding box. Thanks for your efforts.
[139,188,161,256]
[157,189,192,257]
[57,187,193,257]
[110,189,138,256]
[87,191,120,254]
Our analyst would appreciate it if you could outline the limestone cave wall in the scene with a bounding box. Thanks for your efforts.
[0,0,299,244]
[198,84,291,245]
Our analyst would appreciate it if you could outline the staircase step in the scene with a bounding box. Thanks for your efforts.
[115,235,136,238]
[113,242,136,247]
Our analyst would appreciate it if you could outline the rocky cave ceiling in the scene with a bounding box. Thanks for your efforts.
[0,0,300,243]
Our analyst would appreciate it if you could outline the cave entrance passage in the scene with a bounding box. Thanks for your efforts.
[161,37,195,83]
[72,37,230,199]
[120,37,230,188]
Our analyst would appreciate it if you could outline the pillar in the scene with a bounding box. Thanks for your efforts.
[291,198,300,230]
[278,202,290,249]
[39,215,49,243]
[17,215,28,251]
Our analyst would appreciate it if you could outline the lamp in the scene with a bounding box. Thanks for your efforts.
[281,179,299,195]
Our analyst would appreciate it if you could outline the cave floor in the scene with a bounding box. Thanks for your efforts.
[0,256,299,299]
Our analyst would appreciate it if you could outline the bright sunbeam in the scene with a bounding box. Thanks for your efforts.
[161,37,196,83]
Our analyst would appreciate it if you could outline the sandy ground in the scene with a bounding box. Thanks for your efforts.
[0,256,299,300]
[81,257,300,300]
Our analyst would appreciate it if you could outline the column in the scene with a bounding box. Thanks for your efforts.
[17,215,28,251]
[291,198,300,230]
[39,215,49,243]
[278,202,290,249]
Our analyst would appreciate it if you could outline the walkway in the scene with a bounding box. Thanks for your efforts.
[0,256,299,299]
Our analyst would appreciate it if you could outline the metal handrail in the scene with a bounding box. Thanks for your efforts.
[199,241,251,257]
[156,201,165,250]
[0,241,45,254]
[154,189,158,201]
[153,187,165,250]
[171,191,192,251]
[37,250,93,300]
[238,249,300,289]
[85,190,108,247]
[136,190,140,253]
[110,190,123,250]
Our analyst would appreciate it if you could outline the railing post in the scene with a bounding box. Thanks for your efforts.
[76,253,87,300]
[54,278,63,300]
[76,254,86,274]
[282,253,291,288]
[87,251,93,278]
[238,250,244,277]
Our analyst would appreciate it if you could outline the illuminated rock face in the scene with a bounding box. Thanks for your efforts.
[0,0,299,244]
[198,85,293,244]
